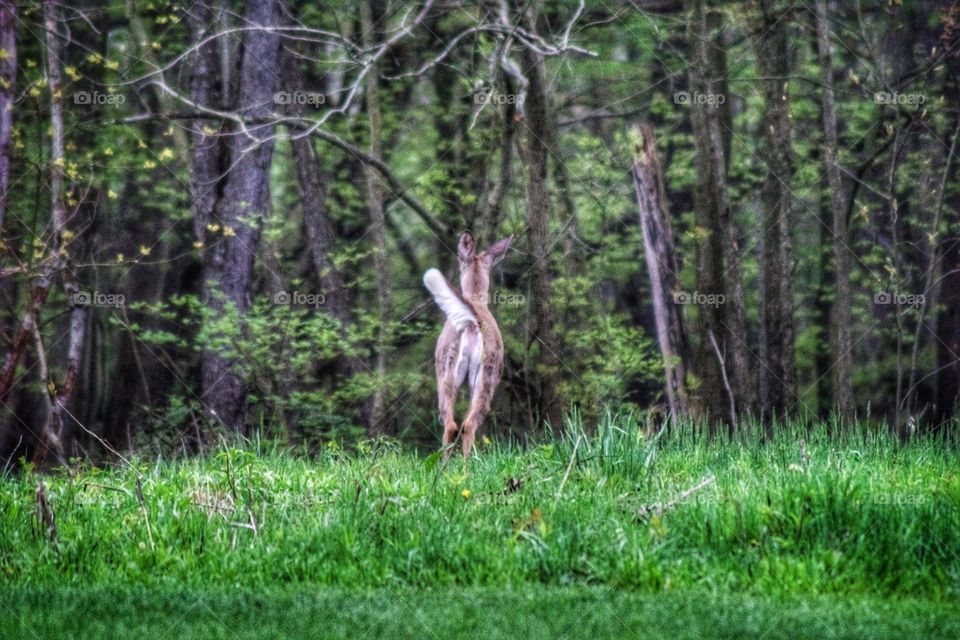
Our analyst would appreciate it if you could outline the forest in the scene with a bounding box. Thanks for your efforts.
[1,0,960,459]
[1,1,959,637]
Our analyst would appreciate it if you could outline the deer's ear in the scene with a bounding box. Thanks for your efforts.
[483,235,513,266]
[458,232,476,261]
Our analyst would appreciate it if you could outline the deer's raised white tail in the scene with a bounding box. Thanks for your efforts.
[423,268,478,331]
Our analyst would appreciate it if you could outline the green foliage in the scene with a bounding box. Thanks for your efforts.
[122,295,389,444]
[556,302,661,412]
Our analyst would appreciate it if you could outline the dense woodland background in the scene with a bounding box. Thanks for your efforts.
[1,0,959,467]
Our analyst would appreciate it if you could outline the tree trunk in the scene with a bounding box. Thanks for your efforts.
[815,0,855,424]
[935,231,960,428]
[543,91,584,277]
[35,0,87,465]
[294,141,353,323]
[931,49,960,430]
[754,0,796,431]
[362,0,391,436]
[186,3,222,244]
[482,71,517,246]
[0,0,15,229]
[430,22,471,264]
[814,198,834,418]
[518,11,564,434]
[0,350,45,470]
[282,55,353,329]
[201,0,281,434]
[631,124,689,423]
[0,283,50,404]
[184,0,222,450]
[687,0,751,432]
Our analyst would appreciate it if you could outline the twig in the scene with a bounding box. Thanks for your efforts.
[637,474,716,520]
[555,432,582,497]
[135,477,156,552]
[707,329,737,431]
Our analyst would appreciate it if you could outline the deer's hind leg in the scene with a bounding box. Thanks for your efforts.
[439,370,459,450]
[461,355,500,458]
[437,329,467,455]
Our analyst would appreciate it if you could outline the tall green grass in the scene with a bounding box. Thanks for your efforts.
[1,411,958,599]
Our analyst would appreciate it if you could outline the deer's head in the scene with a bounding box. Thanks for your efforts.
[457,232,512,304]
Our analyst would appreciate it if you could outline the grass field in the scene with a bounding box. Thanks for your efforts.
[4,585,959,639]
[2,413,959,638]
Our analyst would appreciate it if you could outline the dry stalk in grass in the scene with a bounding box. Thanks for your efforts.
[191,486,235,517]
[637,474,716,521]
[34,483,58,547]
[135,477,155,551]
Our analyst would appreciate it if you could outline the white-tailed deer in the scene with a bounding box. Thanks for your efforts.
[423,232,512,459]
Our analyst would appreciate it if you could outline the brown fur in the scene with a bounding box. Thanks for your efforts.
[433,233,512,458]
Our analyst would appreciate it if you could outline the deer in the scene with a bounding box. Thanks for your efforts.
[423,232,512,459]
